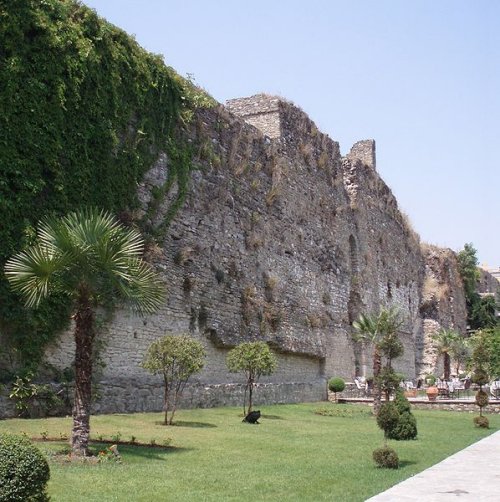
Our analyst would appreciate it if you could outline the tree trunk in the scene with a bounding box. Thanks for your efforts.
[169,381,183,426]
[444,352,451,381]
[163,378,170,425]
[372,348,382,415]
[248,377,254,414]
[360,341,368,377]
[71,292,95,456]
[243,384,247,416]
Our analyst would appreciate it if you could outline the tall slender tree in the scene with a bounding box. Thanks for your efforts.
[5,208,164,456]
[352,307,403,415]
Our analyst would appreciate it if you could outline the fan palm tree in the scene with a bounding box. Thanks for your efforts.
[432,329,459,381]
[352,307,402,414]
[5,208,164,456]
[449,335,470,376]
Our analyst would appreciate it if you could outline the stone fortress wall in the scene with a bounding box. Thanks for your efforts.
[40,94,498,414]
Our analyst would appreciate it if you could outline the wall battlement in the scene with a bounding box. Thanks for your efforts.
[347,140,376,170]
[226,94,282,139]
[227,94,376,171]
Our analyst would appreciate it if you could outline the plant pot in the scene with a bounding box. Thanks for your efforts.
[426,386,438,401]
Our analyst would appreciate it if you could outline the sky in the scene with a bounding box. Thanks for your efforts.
[83,0,499,267]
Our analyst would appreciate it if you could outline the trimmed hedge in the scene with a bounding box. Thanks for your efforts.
[328,377,346,393]
[373,446,399,469]
[0,433,50,501]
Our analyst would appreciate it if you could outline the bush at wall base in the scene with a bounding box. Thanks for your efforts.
[372,446,399,469]
[328,377,346,402]
[0,433,50,502]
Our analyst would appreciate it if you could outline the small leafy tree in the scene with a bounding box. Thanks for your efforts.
[142,334,205,425]
[481,328,500,378]
[470,296,498,330]
[328,377,346,403]
[457,243,480,300]
[456,243,498,331]
[226,341,277,415]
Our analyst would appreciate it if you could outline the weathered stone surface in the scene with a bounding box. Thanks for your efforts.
[418,245,468,378]
[477,267,500,296]
[38,94,477,414]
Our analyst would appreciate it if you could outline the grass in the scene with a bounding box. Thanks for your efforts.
[1,403,498,501]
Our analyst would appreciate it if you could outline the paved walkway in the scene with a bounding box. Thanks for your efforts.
[366,430,500,501]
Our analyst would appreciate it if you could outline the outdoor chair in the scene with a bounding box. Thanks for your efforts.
[354,377,369,397]
[490,381,500,399]
[437,379,450,399]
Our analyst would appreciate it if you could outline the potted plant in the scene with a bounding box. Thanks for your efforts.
[424,375,438,401]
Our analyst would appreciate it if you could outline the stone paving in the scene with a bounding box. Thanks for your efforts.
[366,430,500,501]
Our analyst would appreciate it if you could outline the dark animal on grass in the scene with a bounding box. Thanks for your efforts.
[243,410,261,424]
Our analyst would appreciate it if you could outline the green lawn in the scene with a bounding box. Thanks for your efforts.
[1,403,498,501]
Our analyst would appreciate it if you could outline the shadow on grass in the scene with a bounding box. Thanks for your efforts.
[261,414,284,420]
[47,442,194,463]
[154,420,217,428]
[116,444,193,460]
[398,460,418,468]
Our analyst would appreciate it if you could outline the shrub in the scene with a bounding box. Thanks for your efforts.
[376,367,401,400]
[473,415,489,429]
[373,446,399,469]
[472,369,489,386]
[388,411,418,440]
[314,406,371,418]
[393,389,411,414]
[0,433,50,502]
[377,390,418,441]
[9,374,65,418]
[328,377,345,402]
[376,402,399,439]
[475,390,489,408]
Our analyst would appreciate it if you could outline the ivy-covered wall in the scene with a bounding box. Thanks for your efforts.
[0,0,195,374]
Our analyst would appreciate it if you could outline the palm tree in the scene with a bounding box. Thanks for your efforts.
[449,335,470,376]
[432,329,459,381]
[5,208,164,456]
[352,307,402,414]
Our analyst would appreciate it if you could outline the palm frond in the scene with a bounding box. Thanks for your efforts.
[5,207,164,315]
[5,244,67,308]
[114,259,165,315]
[352,307,402,343]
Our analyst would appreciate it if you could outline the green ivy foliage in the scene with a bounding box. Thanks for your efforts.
[0,0,202,372]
